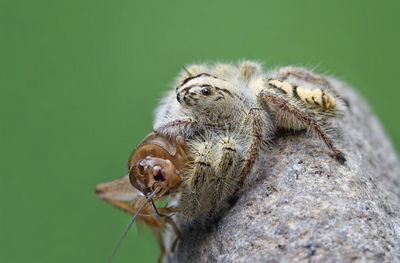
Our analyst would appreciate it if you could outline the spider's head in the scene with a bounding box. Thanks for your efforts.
[176,73,239,115]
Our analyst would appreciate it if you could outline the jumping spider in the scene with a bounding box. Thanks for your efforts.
[154,61,346,223]
[95,61,348,261]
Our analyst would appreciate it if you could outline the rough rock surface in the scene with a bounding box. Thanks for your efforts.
[167,78,400,263]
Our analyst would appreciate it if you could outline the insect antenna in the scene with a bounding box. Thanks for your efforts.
[106,187,160,263]
[150,200,163,220]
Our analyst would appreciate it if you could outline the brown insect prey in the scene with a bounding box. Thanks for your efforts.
[94,131,191,258]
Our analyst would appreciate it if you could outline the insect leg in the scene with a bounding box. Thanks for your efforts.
[94,175,143,214]
[163,216,182,253]
[95,175,176,261]
[144,215,181,263]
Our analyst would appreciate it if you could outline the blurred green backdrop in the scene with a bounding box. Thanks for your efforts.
[1,0,399,262]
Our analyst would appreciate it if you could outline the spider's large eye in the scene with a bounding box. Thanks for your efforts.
[201,87,211,96]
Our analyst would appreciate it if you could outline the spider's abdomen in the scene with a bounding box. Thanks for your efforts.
[268,79,337,111]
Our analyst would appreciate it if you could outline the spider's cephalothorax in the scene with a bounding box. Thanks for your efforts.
[175,72,249,128]
[154,61,347,223]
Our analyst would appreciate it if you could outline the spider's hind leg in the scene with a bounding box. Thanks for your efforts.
[277,66,332,89]
[258,86,346,164]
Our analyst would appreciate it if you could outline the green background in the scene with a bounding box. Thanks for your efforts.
[1,1,399,262]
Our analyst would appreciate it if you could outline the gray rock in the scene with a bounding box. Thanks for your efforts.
[167,78,400,263]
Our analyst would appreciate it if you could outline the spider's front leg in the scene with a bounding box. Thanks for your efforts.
[180,139,215,219]
[154,118,196,138]
[258,87,346,163]
[181,135,244,220]
[203,135,240,217]
[233,107,265,194]
[214,136,239,197]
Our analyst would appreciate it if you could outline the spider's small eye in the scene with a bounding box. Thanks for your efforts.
[198,73,210,77]
[201,87,211,95]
